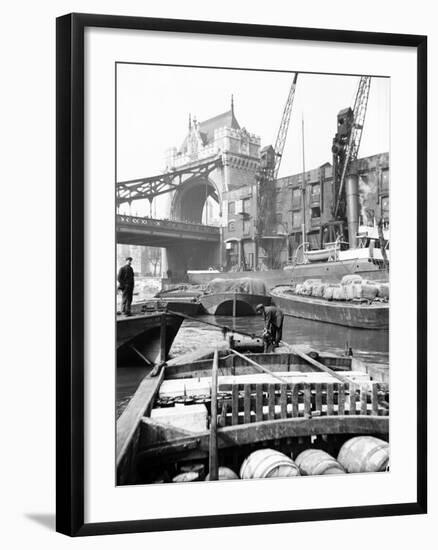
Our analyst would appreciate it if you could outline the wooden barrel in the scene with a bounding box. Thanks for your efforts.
[240,449,300,479]
[295,449,346,476]
[180,463,205,479]
[205,467,239,481]
[337,436,389,473]
[172,472,199,483]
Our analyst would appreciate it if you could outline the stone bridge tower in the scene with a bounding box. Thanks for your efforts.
[163,98,261,277]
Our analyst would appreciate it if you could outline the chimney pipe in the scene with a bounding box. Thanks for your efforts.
[345,174,359,249]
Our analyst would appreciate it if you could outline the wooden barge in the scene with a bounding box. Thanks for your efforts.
[270,288,389,330]
[142,298,202,316]
[117,311,184,366]
[123,298,202,317]
[117,347,389,484]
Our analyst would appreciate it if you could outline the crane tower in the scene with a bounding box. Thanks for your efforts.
[332,76,371,221]
[256,73,298,257]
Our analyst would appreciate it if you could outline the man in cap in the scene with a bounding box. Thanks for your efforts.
[118,256,135,316]
[256,303,284,352]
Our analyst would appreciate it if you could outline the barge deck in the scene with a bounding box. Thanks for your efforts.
[117,347,389,484]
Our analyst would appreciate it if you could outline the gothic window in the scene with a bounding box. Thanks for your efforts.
[228,221,235,232]
[228,201,235,215]
[240,128,250,155]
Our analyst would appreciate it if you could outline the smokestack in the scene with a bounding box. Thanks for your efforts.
[345,174,359,249]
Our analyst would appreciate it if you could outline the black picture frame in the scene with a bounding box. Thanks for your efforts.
[56,12,427,537]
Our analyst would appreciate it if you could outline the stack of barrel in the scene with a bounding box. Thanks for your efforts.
[172,436,389,482]
[238,436,389,479]
[294,276,389,303]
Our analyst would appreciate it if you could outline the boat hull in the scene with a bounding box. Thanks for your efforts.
[199,292,271,316]
[188,258,388,288]
[126,299,201,317]
[143,299,201,316]
[117,312,184,366]
[270,291,388,330]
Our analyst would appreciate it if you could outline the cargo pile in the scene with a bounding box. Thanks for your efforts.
[294,275,389,303]
[170,436,389,482]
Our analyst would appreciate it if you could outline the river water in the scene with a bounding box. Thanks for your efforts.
[116,314,388,418]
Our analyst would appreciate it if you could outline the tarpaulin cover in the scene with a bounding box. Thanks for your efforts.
[204,278,267,295]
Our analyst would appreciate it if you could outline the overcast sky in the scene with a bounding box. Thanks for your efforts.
[116,64,389,183]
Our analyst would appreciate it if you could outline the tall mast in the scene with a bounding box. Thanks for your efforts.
[301,114,307,246]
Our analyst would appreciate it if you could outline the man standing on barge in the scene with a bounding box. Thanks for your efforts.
[256,304,284,351]
[118,256,135,316]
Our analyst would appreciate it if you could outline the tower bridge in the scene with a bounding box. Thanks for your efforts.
[117,100,262,278]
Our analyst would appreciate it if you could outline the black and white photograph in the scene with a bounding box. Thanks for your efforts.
[115,65,391,485]
[0,0,433,545]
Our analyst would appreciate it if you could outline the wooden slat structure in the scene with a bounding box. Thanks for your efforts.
[212,381,389,426]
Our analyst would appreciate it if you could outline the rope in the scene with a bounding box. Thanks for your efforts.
[166,309,263,340]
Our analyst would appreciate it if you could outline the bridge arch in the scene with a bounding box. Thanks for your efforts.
[170,176,221,224]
